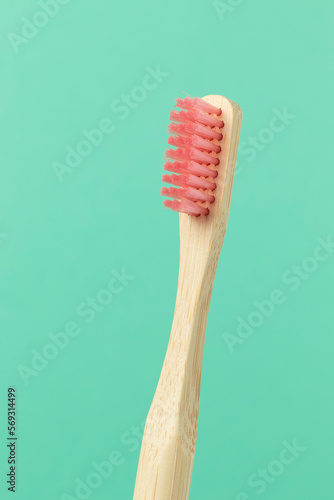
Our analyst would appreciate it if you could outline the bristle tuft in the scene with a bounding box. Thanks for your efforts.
[163,161,217,178]
[163,199,209,216]
[167,134,221,153]
[170,109,224,129]
[176,97,222,116]
[165,147,219,166]
[168,122,223,141]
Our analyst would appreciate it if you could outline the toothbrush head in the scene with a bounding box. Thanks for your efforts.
[161,97,224,216]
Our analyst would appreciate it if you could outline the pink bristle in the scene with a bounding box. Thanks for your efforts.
[164,161,217,178]
[162,174,216,191]
[176,97,222,116]
[165,147,219,166]
[161,187,214,203]
[163,199,209,216]
[187,160,217,178]
[168,122,223,141]
[168,134,220,153]
[161,186,183,199]
[193,136,220,153]
[162,95,225,216]
[170,109,224,129]
[167,136,193,148]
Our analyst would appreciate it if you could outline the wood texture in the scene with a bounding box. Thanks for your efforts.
[133,95,242,500]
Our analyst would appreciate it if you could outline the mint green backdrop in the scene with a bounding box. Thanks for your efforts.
[0,1,333,499]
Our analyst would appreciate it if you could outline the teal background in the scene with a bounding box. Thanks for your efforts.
[0,0,333,499]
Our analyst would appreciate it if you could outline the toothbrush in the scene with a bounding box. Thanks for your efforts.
[133,95,242,499]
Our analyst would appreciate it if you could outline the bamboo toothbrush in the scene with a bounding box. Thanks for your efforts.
[133,95,242,499]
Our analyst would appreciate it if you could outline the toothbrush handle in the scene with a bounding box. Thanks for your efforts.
[133,249,216,499]
[133,425,196,500]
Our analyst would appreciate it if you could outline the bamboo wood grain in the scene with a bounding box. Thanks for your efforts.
[133,95,242,500]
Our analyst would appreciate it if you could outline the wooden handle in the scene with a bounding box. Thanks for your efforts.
[133,96,242,500]
[133,237,217,499]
